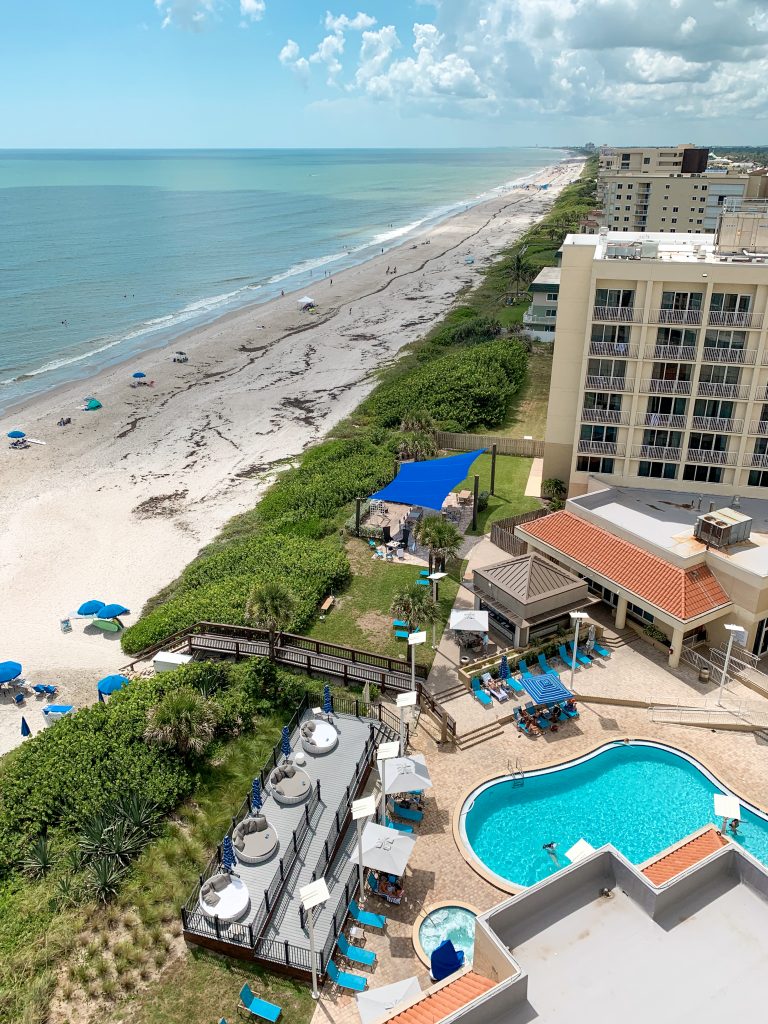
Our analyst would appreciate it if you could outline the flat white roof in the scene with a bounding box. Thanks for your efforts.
[531,267,561,286]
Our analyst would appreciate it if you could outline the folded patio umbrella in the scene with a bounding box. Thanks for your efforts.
[379,753,432,795]
[350,822,415,876]
[20,716,31,738]
[357,978,422,1024]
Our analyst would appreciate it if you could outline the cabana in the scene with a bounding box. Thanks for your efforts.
[370,450,484,512]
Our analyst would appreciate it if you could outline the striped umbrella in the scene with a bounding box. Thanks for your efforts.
[323,684,333,715]
[280,725,291,757]
[499,655,510,680]
[251,778,263,812]
[221,834,236,872]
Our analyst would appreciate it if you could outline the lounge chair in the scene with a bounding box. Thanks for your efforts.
[386,815,414,834]
[43,684,58,696]
[470,678,493,708]
[367,871,402,905]
[558,644,580,670]
[389,799,424,822]
[513,708,531,735]
[567,641,592,667]
[561,701,580,719]
[416,579,430,587]
[592,640,611,658]
[538,653,559,676]
[419,569,430,577]
[395,629,409,640]
[507,676,525,694]
[533,710,551,730]
[327,959,367,993]
[518,659,535,679]
[348,899,386,931]
[487,683,509,703]
[238,984,281,1023]
[32,684,47,695]
[368,539,377,549]
[337,932,376,969]
[392,619,408,629]
[13,693,24,705]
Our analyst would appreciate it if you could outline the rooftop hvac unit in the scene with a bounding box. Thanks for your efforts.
[693,507,752,549]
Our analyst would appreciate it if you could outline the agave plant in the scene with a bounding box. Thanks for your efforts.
[89,856,127,904]
[55,872,83,910]
[21,834,53,878]
[114,792,161,839]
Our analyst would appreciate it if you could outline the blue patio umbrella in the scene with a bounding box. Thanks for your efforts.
[7,430,25,439]
[523,671,572,707]
[20,716,31,738]
[251,778,263,812]
[132,371,146,379]
[97,674,130,697]
[221,834,236,872]
[0,661,22,684]
[77,599,105,616]
[323,684,333,715]
[499,655,510,680]
[98,603,130,619]
[280,725,292,757]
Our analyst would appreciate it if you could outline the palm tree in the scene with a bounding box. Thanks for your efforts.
[144,687,217,757]
[246,580,297,659]
[415,516,463,573]
[510,247,532,298]
[390,583,439,634]
[398,431,437,462]
[400,411,436,434]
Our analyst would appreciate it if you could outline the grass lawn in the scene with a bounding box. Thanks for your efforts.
[495,346,552,439]
[307,540,461,670]
[453,453,542,535]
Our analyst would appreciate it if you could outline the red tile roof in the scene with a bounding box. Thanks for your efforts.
[518,511,731,621]
[642,827,728,885]
[387,972,496,1024]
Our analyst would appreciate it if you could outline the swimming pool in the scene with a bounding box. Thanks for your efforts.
[460,741,768,888]
[418,905,476,965]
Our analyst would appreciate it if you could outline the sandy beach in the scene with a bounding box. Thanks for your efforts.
[0,158,583,752]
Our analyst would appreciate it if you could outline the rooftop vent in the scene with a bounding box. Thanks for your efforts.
[694,507,752,550]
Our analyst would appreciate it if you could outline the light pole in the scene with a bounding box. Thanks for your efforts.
[351,795,376,902]
[717,624,746,707]
[376,740,400,826]
[569,611,588,691]
[408,630,427,691]
[299,877,329,1000]
[396,690,418,756]
[428,572,447,649]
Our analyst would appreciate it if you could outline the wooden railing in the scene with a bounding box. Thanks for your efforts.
[490,507,551,556]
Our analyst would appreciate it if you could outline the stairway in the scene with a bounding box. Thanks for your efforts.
[600,627,636,651]
[431,679,468,703]
[456,720,504,750]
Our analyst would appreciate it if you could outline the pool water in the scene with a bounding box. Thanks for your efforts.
[462,742,768,888]
[419,906,476,964]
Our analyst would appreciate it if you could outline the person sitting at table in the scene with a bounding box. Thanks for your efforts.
[380,877,404,900]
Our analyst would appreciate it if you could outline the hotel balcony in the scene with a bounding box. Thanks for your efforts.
[581,409,628,424]
[743,453,768,469]
[701,347,756,365]
[756,385,768,401]
[588,342,639,358]
[686,448,736,466]
[640,413,687,429]
[640,378,692,395]
[651,309,702,326]
[631,445,682,461]
[592,306,640,323]
[749,420,768,435]
[576,441,626,456]
[646,345,697,361]
[696,381,751,399]
[690,416,744,433]
[584,375,633,391]
[708,310,763,328]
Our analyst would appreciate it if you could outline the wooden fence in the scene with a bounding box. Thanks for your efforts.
[490,507,551,556]
[436,431,544,458]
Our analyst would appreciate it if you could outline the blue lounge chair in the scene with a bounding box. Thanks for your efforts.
[386,815,414,834]
[337,932,376,969]
[326,959,367,993]
[13,693,24,706]
[561,701,579,719]
[389,799,424,822]
[592,640,611,658]
[349,899,386,931]
[513,708,531,735]
[559,644,580,670]
[395,630,409,640]
[518,659,535,678]
[507,675,525,694]
[368,539,377,549]
[471,678,493,708]
[367,871,402,905]
[238,984,281,1023]
[32,684,47,695]
[568,641,592,667]
[416,579,430,587]
[538,653,559,676]
[534,710,551,730]
[419,569,430,577]
[392,619,407,629]
[43,684,58,695]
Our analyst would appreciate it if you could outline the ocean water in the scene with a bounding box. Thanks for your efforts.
[0,148,558,412]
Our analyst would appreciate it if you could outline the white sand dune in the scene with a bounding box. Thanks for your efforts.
[0,160,583,753]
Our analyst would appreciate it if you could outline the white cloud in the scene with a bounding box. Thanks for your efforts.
[240,0,265,21]
[325,11,377,32]
[279,39,310,82]
[310,32,346,84]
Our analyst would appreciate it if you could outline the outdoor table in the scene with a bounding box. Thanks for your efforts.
[458,489,471,504]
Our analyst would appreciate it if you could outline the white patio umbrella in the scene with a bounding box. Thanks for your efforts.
[298,295,315,307]
[350,822,416,876]
[378,753,433,795]
[449,609,489,632]
[357,977,422,1024]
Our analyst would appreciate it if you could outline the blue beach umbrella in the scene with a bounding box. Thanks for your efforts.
[221,834,236,872]
[97,674,130,697]
[251,778,263,812]
[0,661,22,684]
[20,716,31,738]
[132,372,146,379]
[7,430,25,439]
[323,684,333,715]
[77,599,105,616]
[98,603,130,619]
[280,725,292,757]
[499,655,510,680]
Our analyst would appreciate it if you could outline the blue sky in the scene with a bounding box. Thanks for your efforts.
[2,0,768,148]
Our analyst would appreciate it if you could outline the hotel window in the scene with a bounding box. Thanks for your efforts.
[651,361,692,383]
[642,429,681,448]
[710,293,752,319]
[661,290,703,313]
[638,460,678,479]
[623,217,630,223]
[595,288,635,309]
[693,398,734,420]
[580,424,618,443]
[688,432,728,453]
[702,185,708,190]
[655,327,697,353]
[591,324,631,346]
[627,602,654,624]
[576,456,615,473]
[682,465,723,482]
[671,218,678,224]
[583,392,623,412]
[647,396,687,418]
[749,470,768,488]
[588,358,627,379]
[546,292,558,301]
[704,329,746,353]
[545,308,557,318]
[699,364,741,385]
[672,206,679,212]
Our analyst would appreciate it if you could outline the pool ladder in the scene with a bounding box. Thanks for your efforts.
[509,758,525,788]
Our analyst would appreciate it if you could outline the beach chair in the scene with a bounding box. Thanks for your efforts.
[416,579,430,587]
[368,539,377,550]
[43,684,58,696]
[13,693,24,705]
[367,871,402,905]
[538,653,559,676]
[389,799,424,822]
[518,659,535,679]
[386,816,414,834]
[487,682,509,703]
[337,932,376,969]
[395,630,409,640]
[567,641,592,667]
[348,899,386,931]
[32,684,47,695]
[561,701,580,719]
[392,619,408,629]
[238,985,281,1023]
[419,569,430,577]
[558,644,579,670]
[326,959,367,993]
[592,640,611,658]
[513,708,531,735]
[470,678,492,708]
[507,675,525,694]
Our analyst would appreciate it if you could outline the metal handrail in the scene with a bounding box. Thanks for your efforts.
[640,413,687,429]
[584,375,633,390]
[648,345,696,361]
[631,446,682,461]
[640,379,692,394]
[576,441,625,455]
[652,308,702,325]
[588,342,639,357]
[708,310,761,328]
[749,420,768,435]
[581,409,628,424]
[690,417,743,432]
[696,382,750,399]
[592,305,639,322]
[701,347,756,364]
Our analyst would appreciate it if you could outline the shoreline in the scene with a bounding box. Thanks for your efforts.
[0,157,583,755]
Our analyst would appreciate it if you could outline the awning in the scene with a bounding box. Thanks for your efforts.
[351,822,416,875]
[450,609,489,632]
[522,671,571,705]
[371,450,485,512]
[379,753,432,794]
[357,977,422,1024]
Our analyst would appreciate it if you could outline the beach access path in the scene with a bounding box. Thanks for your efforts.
[0,159,584,753]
